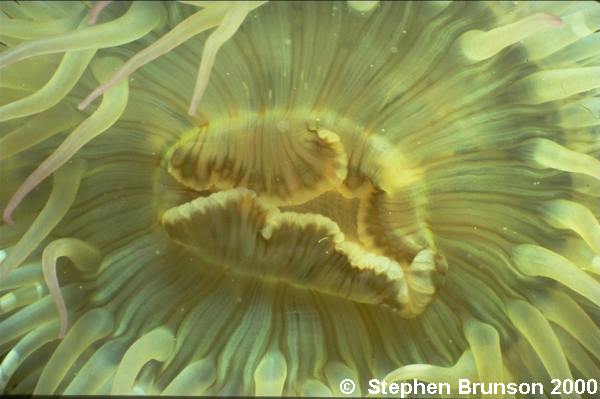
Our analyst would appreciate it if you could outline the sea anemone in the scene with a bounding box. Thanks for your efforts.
[1,0,599,396]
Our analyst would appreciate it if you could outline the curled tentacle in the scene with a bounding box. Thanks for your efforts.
[3,57,128,224]
[42,238,102,338]
[0,160,84,278]
[0,2,164,68]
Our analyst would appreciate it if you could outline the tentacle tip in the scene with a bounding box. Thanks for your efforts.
[2,210,14,226]
[77,100,89,111]
[58,317,68,338]
[539,13,563,27]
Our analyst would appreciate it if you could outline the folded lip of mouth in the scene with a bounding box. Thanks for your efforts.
[162,113,447,317]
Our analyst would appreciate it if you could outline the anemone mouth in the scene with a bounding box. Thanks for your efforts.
[161,186,447,318]
[162,110,447,317]
[1,0,600,396]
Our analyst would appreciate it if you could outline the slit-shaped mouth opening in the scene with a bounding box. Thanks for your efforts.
[161,111,447,317]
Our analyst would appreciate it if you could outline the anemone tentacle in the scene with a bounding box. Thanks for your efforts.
[1,1,599,396]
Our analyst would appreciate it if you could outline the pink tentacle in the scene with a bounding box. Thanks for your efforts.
[3,155,61,225]
[42,252,68,338]
[88,1,112,25]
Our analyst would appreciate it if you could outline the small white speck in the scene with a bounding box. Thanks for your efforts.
[402,30,407,34]
[155,250,161,255]
[390,46,398,54]
[284,39,291,45]
[35,282,44,296]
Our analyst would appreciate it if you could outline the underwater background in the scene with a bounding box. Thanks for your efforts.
[0,1,599,396]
